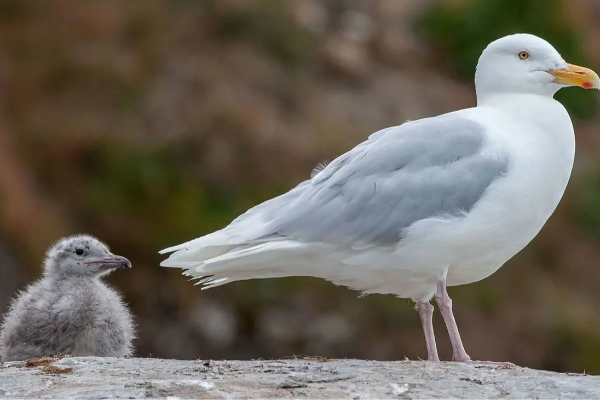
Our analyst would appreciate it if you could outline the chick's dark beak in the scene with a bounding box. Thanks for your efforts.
[85,255,132,270]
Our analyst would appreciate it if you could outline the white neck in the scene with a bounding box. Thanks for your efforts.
[479,92,575,192]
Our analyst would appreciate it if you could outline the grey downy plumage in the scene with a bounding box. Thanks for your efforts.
[0,235,135,361]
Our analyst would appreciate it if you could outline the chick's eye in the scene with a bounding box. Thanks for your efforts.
[518,51,530,60]
[75,248,85,256]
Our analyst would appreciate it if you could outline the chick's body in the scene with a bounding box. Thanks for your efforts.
[0,235,135,361]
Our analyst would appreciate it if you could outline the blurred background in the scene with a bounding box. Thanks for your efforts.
[1,0,600,374]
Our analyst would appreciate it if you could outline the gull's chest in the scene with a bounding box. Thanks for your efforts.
[476,103,574,227]
[502,119,574,225]
[52,282,112,330]
[446,117,575,285]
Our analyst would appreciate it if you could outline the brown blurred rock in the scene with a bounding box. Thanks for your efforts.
[0,238,25,317]
[371,0,437,69]
[189,300,237,349]
[320,34,372,78]
[288,0,328,34]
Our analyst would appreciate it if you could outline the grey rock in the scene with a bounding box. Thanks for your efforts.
[0,357,598,399]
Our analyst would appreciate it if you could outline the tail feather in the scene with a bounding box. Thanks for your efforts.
[195,241,303,273]
[160,180,311,255]
[160,243,239,268]
[159,231,236,254]
[163,238,338,290]
[159,180,328,288]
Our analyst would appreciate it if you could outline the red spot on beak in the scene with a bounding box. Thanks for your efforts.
[583,82,593,89]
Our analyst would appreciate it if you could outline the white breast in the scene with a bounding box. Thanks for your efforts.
[443,94,575,285]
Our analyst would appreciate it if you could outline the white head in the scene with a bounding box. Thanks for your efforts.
[475,33,599,103]
[44,234,132,279]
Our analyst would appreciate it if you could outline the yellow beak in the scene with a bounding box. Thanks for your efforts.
[548,63,600,89]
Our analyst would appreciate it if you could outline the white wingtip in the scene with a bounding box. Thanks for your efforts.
[159,244,186,254]
[159,255,198,268]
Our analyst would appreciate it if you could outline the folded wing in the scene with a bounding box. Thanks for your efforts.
[160,115,509,285]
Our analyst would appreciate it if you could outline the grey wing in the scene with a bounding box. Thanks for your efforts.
[309,125,397,179]
[263,116,509,246]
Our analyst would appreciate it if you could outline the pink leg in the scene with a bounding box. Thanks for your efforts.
[435,280,515,366]
[416,301,439,361]
[435,280,471,362]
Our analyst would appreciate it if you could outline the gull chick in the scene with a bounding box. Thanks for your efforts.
[160,34,599,362]
[1,235,135,361]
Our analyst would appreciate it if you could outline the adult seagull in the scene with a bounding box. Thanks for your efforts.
[160,34,599,362]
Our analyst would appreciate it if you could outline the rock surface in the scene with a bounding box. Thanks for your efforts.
[0,356,598,399]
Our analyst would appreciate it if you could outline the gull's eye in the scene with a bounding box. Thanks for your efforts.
[75,248,85,256]
[518,50,530,60]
